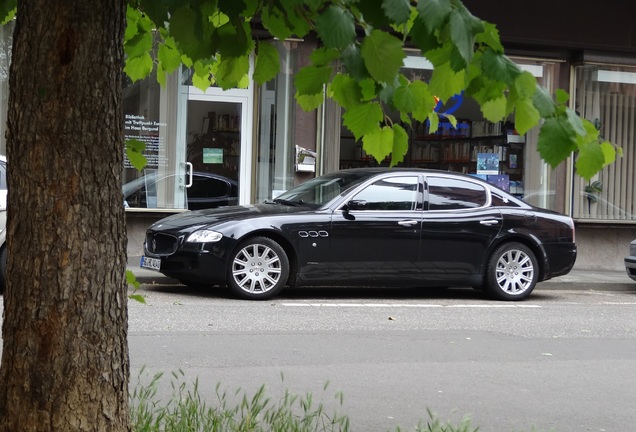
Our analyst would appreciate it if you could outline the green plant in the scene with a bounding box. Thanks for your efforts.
[129,368,351,432]
[584,180,602,204]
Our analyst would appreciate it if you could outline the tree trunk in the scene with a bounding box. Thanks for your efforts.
[0,0,129,430]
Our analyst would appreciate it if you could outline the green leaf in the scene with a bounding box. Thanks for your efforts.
[295,65,332,95]
[216,56,250,89]
[360,30,406,83]
[315,6,356,50]
[429,62,465,102]
[341,45,369,81]
[382,0,411,25]
[512,71,538,100]
[481,96,507,122]
[124,31,153,58]
[330,74,363,109]
[342,102,384,140]
[169,6,202,60]
[217,20,253,59]
[296,91,324,112]
[124,54,154,82]
[469,76,507,105]
[125,139,148,172]
[476,22,504,53]
[363,126,393,162]
[514,98,541,135]
[537,117,578,168]
[128,294,146,304]
[359,79,377,101]
[158,39,182,74]
[416,0,452,32]
[411,80,435,122]
[0,0,16,24]
[576,140,605,180]
[393,83,417,113]
[566,107,586,136]
[126,270,140,290]
[254,41,280,85]
[261,5,293,40]
[218,0,246,17]
[356,0,391,29]
[532,86,556,117]
[390,124,410,166]
[481,49,521,84]
[192,60,213,90]
[600,141,617,166]
[156,62,167,87]
[555,89,570,104]
[448,5,483,66]
[408,16,442,53]
[428,111,440,135]
[310,47,341,67]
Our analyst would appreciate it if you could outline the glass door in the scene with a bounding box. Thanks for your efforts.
[184,100,242,210]
[185,86,253,208]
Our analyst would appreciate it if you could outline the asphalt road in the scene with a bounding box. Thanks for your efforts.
[122,283,636,432]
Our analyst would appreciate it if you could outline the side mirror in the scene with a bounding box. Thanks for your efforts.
[344,199,368,211]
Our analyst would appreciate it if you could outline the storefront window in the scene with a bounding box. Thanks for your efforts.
[572,64,636,221]
[337,56,559,208]
[255,41,298,202]
[123,68,186,210]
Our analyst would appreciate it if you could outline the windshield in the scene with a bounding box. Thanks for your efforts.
[273,171,370,208]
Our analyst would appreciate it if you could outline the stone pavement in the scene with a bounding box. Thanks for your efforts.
[127,257,636,292]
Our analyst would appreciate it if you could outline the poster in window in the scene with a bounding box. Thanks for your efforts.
[487,174,510,192]
[509,154,518,169]
[477,153,499,174]
[203,148,223,164]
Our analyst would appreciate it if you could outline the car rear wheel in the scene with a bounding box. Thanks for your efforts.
[227,237,289,300]
[484,242,538,301]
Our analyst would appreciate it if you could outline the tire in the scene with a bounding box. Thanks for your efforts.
[484,242,538,301]
[227,237,289,300]
[0,246,6,294]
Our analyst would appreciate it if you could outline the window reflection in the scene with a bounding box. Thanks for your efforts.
[352,176,419,211]
[428,177,487,210]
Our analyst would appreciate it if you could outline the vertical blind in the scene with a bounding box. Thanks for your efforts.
[573,66,636,221]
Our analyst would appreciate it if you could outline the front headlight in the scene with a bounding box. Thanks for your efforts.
[186,229,223,243]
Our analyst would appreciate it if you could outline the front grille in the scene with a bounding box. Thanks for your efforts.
[145,232,179,256]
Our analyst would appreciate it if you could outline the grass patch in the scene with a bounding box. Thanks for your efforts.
[129,368,480,432]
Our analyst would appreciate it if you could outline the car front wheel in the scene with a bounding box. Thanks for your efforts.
[484,242,538,301]
[227,237,289,300]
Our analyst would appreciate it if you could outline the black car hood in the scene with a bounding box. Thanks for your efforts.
[149,203,314,232]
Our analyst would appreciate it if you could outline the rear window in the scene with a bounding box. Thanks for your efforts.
[427,176,487,210]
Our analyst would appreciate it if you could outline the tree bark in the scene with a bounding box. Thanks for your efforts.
[0,0,129,431]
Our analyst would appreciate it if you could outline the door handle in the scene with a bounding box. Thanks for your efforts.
[185,162,193,188]
[398,220,419,227]
[480,219,499,226]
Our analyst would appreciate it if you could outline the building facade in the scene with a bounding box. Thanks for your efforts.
[0,2,634,270]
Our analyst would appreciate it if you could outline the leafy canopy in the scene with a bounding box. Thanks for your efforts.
[0,0,617,179]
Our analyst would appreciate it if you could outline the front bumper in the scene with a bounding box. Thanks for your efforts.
[624,256,636,281]
[144,233,236,286]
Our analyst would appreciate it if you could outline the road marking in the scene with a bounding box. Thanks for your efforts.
[281,303,541,308]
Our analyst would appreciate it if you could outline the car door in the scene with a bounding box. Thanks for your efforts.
[329,174,423,284]
[419,175,502,284]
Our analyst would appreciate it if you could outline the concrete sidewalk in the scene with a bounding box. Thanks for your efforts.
[127,257,636,291]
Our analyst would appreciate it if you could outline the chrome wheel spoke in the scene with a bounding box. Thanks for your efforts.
[495,249,534,295]
[232,242,282,294]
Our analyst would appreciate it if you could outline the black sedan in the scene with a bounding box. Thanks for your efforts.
[140,168,577,301]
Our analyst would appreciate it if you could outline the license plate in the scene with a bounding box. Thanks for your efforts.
[140,256,161,271]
